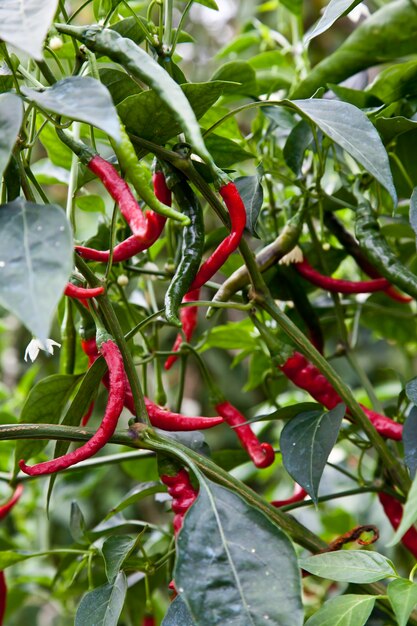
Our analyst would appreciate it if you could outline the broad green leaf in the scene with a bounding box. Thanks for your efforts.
[0,0,59,60]
[110,16,147,44]
[22,77,120,142]
[407,376,417,405]
[388,579,417,626]
[280,405,345,504]
[328,83,380,108]
[175,478,303,626]
[234,175,263,238]
[283,119,314,175]
[292,0,417,99]
[404,407,417,478]
[162,595,196,626]
[288,99,397,204]
[211,61,258,95]
[118,81,227,147]
[0,94,23,180]
[280,0,302,15]
[195,0,218,8]
[249,51,294,95]
[244,350,272,391]
[204,134,253,168]
[76,195,106,214]
[70,502,88,544]
[102,535,136,583]
[388,470,417,546]
[75,571,127,626]
[257,403,322,423]
[410,187,417,244]
[15,374,79,471]
[104,482,164,520]
[99,67,142,106]
[0,550,50,569]
[32,159,70,185]
[367,60,417,104]
[55,25,213,165]
[305,594,375,626]
[0,199,73,341]
[376,116,417,144]
[304,0,363,45]
[38,121,73,169]
[300,550,397,583]
[200,319,257,352]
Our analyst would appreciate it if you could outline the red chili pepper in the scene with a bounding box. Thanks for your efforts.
[64,283,104,299]
[164,182,246,370]
[142,616,156,626]
[0,484,24,625]
[295,259,391,294]
[19,337,126,476]
[215,401,275,468]
[80,338,223,431]
[271,484,307,508]
[75,171,169,263]
[378,492,417,559]
[280,351,403,441]
[160,469,198,535]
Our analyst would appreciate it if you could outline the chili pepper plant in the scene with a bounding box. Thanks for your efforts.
[2,1,417,624]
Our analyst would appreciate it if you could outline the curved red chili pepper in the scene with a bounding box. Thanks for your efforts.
[215,401,275,468]
[161,469,198,535]
[271,483,308,508]
[19,339,126,476]
[280,351,403,441]
[0,484,24,625]
[295,259,391,294]
[64,283,105,299]
[142,616,156,626]
[164,288,200,371]
[378,493,417,559]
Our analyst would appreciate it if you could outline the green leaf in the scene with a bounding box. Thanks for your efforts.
[118,81,226,147]
[99,67,142,106]
[404,407,417,478]
[410,187,417,244]
[70,502,88,544]
[388,579,417,626]
[22,77,121,142]
[216,32,260,59]
[0,0,59,60]
[280,405,345,504]
[104,482,164,520]
[175,477,303,626]
[279,0,302,15]
[287,99,397,204]
[211,61,258,95]
[110,16,147,44]
[15,374,79,471]
[305,594,376,626]
[0,93,23,180]
[244,350,272,391]
[388,469,417,546]
[304,0,363,45]
[249,51,294,95]
[75,571,127,626]
[102,536,136,583]
[234,174,263,238]
[76,195,106,214]
[200,319,257,352]
[38,121,73,169]
[162,595,196,626]
[292,0,417,99]
[376,116,417,144]
[194,0,218,9]
[0,550,48,569]
[367,60,417,104]
[204,134,253,168]
[299,550,397,583]
[283,119,314,175]
[0,198,73,341]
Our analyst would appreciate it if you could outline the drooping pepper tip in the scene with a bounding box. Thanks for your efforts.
[252,443,275,469]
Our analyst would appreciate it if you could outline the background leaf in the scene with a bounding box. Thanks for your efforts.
[305,594,376,626]
[234,174,264,238]
[0,0,59,60]
[74,571,127,626]
[388,470,417,546]
[388,579,417,626]
[0,198,73,341]
[0,93,23,179]
[299,551,397,583]
[304,0,363,45]
[162,595,196,626]
[404,407,417,478]
[101,536,136,583]
[280,405,345,504]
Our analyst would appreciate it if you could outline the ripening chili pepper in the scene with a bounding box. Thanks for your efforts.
[355,199,417,300]
[165,181,204,327]
[142,616,156,626]
[215,401,275,468]
[19,334,125,476]
[324,211,411,304]
[271,484,307,508]
[64,283,105,299]
[0,484,24,626]
[164,289,200,371]
[280,351,403,441]
[378,492,417,559]
[160,469,198,535]
[294,258,392,294]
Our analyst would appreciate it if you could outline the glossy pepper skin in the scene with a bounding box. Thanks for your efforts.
[19,338,126,476]
[160,469,198,535]
[164,289,200,371]
[271,484,307,508]
[215,401,275,468]
[295,259,391,294]
[378,493,417,559]
[64,283,104,299]
[0,484,24,625]
[165,181,246,369]
[165,182,204,327]
[280,352,403,441]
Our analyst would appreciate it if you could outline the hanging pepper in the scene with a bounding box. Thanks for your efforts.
[324,211,411,303]
[160,468,198,536]
[142,617,156,626]
[64,283,104,299]
[271,484,307,508]
[280,351,403,441]
[0,484,24,626]
[19,333,126,476]
[294,258,392,294]
[164,181,246,369]
[215,401,275,468]
[164,289,200,371]
[165,181,204,327]
[378,492,417,559]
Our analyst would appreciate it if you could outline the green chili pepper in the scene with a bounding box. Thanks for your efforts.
[355,199,417,300]
[110,122,189,225]
[292,0,417,99]
[165,181,205,327]
[55,23,214,168]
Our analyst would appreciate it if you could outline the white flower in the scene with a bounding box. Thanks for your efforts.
[24,338,61,362]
